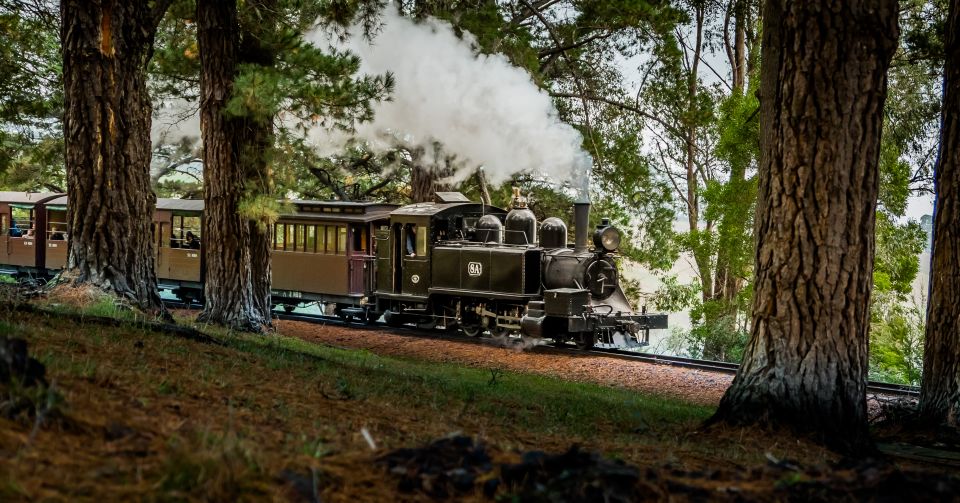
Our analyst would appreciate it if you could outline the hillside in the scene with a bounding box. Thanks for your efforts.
[1,303,957,501]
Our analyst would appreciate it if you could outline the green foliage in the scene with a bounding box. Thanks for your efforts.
[870,293,925,386]
[873,213,926,297]
[227,49,394,130]
[0,1,63,191]
[651,275,699,313]
[587,113,679,270]
[238,195,292,231]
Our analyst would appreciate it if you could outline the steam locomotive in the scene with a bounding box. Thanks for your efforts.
[372,189,667,348]
[0,190,666,349]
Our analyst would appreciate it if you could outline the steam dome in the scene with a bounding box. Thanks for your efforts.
[475,214,503,243]
[504,187,537,245]
[540,217,567,249]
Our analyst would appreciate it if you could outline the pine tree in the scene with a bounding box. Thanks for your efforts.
[709,0,899,453]
[919,0,960,428]
[59,0,172,310]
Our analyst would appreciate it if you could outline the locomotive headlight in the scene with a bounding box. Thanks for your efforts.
[593,225,621,252]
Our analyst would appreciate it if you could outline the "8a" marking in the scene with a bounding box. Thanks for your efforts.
[467,262,482,276]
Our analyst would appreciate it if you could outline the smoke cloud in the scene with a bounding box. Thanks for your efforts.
[308,7,592,201]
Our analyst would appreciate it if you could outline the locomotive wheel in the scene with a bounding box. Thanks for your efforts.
[460,324,482,337]
[417,318,437,330]
[575,333,596,350]
[383,310,405,328]
[492,326,512,339]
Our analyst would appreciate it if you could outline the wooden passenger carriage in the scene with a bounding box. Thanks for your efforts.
[151,198,396,312]
[0,192,62,275]
[0,192,397,317]
[154,198,205,300]
[269,200,396,312]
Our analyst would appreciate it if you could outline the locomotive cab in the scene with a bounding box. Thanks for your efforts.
[375,192,521,327]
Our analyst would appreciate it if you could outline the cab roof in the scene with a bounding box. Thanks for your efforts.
[390,202,506,218]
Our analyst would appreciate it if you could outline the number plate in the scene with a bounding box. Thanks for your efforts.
[467,261,482,276]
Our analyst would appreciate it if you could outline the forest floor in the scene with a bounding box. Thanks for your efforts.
[1,298,959,501]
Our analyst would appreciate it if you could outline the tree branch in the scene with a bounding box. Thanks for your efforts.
[538,31,612,59]
[550,91,687,141]
[308,167,350,200]
[520,0,603,171]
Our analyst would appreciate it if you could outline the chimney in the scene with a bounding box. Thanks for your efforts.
[574,202,590,252]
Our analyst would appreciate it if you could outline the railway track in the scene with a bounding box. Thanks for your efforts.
[165,301,921,399]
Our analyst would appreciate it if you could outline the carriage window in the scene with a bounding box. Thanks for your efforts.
[9,207,34,238]
[325,226,337,254]
[299,225,308,252]
[274,223,286,250]
[338,226,347,254]
[305,225,317,253]
[171,215,201,249]
[47,208,68,241]
[290,224,301,251]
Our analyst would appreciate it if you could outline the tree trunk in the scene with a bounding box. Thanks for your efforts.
[196,0,263,331]
[705,0,753,362]
[709,0,899,454]
[239,0,277,325]
[732,0,747,93]
[410,164,452,203]
[919,0,960,428]
[684,4,713,303]
[60,0,168,311]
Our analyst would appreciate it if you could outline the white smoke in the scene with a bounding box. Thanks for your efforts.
[307,7,592,201]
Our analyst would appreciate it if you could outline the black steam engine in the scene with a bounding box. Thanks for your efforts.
[373,190,667,349]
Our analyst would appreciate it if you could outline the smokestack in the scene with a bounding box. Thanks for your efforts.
[574,202,590,252]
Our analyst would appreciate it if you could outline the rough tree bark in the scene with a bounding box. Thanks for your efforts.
[196,0,264,331]
[709,0,899,453]
[919,0,960,429]
[60,0,171,311]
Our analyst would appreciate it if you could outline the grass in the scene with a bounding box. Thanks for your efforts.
[15,304,934,500]
[214,330,713,439]
[0,306,719,500]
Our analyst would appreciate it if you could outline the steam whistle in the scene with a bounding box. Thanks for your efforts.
[510,186,528,209]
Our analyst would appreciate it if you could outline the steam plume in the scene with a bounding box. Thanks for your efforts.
[308,7,592,201]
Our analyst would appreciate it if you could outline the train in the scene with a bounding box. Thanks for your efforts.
[0,189,666,349]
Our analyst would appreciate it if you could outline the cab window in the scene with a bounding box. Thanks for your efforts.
[416,225,427,256]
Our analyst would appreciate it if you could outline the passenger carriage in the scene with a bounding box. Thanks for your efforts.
[269,200,396,316]
[154,198,205,302]
[151,198,396,315]
[0,192,62,277]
